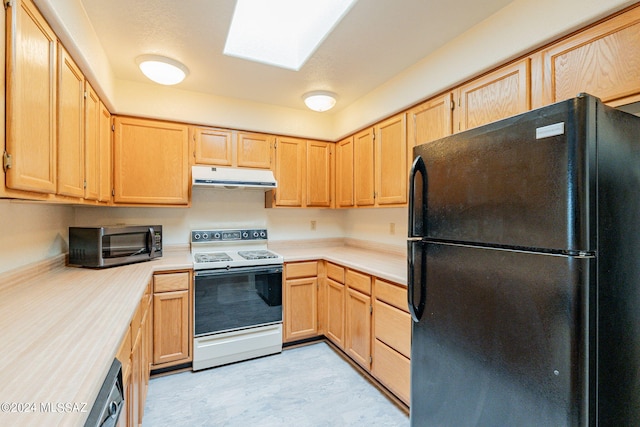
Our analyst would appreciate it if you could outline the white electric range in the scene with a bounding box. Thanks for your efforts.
[190,228,284,371]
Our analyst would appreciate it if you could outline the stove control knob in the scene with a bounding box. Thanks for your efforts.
[214,233,221,240]
[252,231,259,238]
[202,233,209,240]
[194,233,201,240]
[242,232,249,239]
[260,231,266,238]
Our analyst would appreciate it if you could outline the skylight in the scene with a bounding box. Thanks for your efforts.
[224,0,358,71]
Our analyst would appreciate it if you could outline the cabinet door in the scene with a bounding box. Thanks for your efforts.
[345,287,372,369]
[237,132,273,169]
[457,58,530,132]
[306,140,333,207]
[274,136,305,207]
[153,290,190,365]
[84,82,100,200]
[407,93,453,149]
[5,0,57,194]
[57,44,85,198]
[541,6,640,107]
[284,277,318,342]
[353,128,375,206]
[98,102,111,202]
[113,117,189,205]
[193,127,233,166]
[326,278,345,348]
[375,113,407,205]
[335,136,354,208]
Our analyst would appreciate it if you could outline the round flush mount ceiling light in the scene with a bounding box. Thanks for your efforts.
[136,54,189,85]
[303,91,337,112]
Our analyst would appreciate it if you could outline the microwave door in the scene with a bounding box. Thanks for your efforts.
[408,155,427,239]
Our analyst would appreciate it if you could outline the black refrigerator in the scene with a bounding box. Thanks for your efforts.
[407,94,640,426]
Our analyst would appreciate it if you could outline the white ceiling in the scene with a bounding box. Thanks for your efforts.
[80,0,515,113]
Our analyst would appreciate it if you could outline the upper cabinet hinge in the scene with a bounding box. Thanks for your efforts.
[111,124,115,131]
[371,128,375,141]
[3,151,12,171]
[450,100,455,110]
[369,304,373,314]
[369,355,373,365]
[84,91,88,99]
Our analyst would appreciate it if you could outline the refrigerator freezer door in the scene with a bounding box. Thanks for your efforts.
[410,242,594,426]
[413,97,596,252]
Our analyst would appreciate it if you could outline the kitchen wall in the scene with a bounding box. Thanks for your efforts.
[73,189,347,247]
[0,200,73,275]
[72,190,407,251]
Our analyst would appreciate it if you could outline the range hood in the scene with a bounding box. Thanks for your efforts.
[192,165,277,190]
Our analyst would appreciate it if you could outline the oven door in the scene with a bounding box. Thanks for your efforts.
[194,265,283,337]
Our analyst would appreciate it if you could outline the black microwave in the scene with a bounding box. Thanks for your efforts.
[69,225,162,268]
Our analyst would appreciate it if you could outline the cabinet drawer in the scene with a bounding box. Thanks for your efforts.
[373,339,410,405]
[286,261,318,279]
[326,262,345,283]
[154,272,190,293]
[374,300,411,358]
[375,278,408,313]
[346,269,371,295]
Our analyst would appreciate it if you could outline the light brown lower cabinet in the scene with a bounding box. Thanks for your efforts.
[116,280,152,427]
[345,269,372,370]
[372,278,412,405]
[325,278,345,348]
[284,261,412,406]
[152,271,192,368]
[283,261,319,342]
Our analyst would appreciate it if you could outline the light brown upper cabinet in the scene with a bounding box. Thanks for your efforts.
[192,128,273,169]
[84,81,100,201]
[113,117,190,205]
[335,136,354,208]
[5,0,58,195]
[456,58,531,132]
[348,113,407,208]
[353,128,375,207]
[192,127,233,166]
[407,93,454,149]
[57,44,85,198]
[375,113,407,206]
[98,102,112,202]
[268,136,333,208]
[541,5,640,107]
[236,132,273,169]
[306,140,333,208]
[271,136,305,207]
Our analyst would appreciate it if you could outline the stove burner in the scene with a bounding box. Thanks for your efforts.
[194,252,232,263]
[238,250,278,260]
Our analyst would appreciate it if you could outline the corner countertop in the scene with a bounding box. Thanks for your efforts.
[0,240,406,426]
[0,250,192,427]
[272,244,407,286]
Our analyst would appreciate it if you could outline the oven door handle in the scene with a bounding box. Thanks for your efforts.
[195,265,283,277]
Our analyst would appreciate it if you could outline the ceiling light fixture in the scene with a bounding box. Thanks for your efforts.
[136,54,189,85]
[303,91,337,112]
[224,0,358,71]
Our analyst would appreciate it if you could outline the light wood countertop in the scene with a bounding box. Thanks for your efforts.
[270,240,407,286]
[0,250,192,427]
[0,241,405,426]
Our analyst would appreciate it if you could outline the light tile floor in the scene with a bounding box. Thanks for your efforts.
[143,341,409,426]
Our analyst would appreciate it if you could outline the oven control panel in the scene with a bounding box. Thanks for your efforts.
[191,228,268,243]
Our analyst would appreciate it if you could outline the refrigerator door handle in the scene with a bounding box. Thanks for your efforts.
[408,240,426,322]
[408,155,427,238]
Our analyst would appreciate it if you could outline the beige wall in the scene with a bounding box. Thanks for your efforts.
[0,201,73,275]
